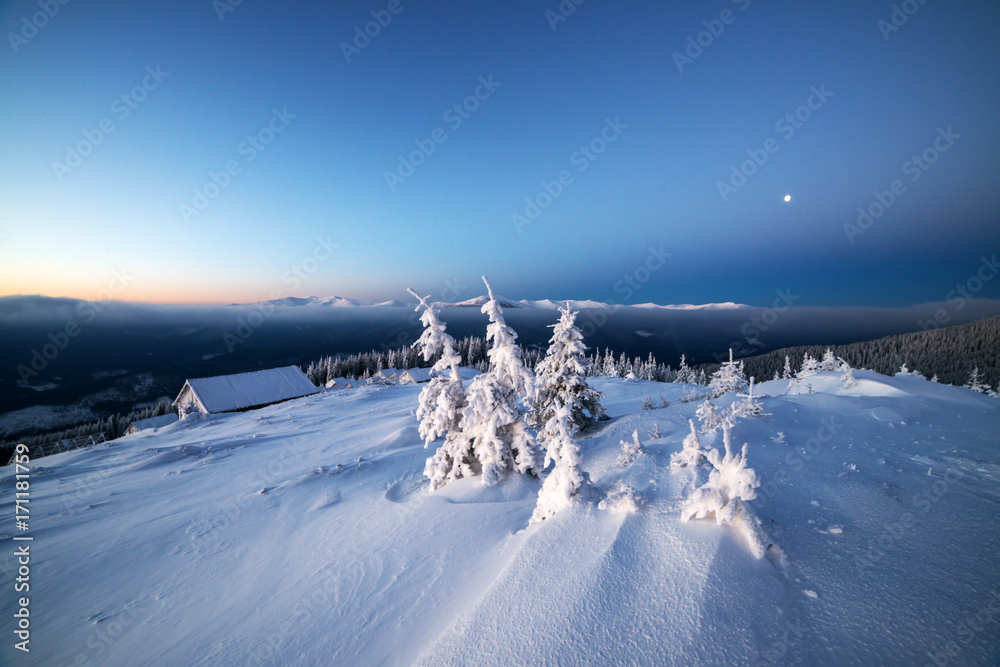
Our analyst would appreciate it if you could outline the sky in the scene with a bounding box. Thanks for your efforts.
[1,0,998,307]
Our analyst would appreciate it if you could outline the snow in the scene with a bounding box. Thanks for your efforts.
[127,413,179,432]
[176,365,319,414]
[2,371,999,665]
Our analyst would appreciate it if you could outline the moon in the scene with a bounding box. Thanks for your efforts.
[784,194,792,203]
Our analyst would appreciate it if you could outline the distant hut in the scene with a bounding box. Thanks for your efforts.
[372,368,402,383]
[173,366,319,417]
[398,368,433,384]
[325,377,361,389]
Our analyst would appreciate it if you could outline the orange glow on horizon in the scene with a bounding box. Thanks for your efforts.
[0,286,291,306]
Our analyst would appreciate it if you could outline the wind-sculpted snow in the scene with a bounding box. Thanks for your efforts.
[0,372,998,665]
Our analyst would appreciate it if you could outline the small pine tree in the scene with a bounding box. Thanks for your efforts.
[964,367,988,394]
[819,348,838,371]
[782,355,793,380]
[670,419,708,470]
[460,277,540,485]
[676,354,697,384]
[841,364,858,389]
[530,402,585,524]
[799,353,819,377]
[649,422,662,439]
[709,349,749,397]
[617,430,643,467]
[696,399,726,433]
[408,289,475,490]
[528,305,605,436]
[679,421,770,559]
[730,377,764,419]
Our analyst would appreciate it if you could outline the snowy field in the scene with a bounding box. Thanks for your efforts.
[2,372,999,666]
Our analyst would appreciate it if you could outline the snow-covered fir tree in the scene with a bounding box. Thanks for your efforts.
[729,377,764,419]
[709,349,749,397]
[649,422,662,439]
[896,363,926,379]
[407,288,466,445]
[841,364,858,389]
[696,399,726,433]
[782,355,793,380]
[530,402,585,524]
[680,422,771,559]
[676,354,697,384]
[617,430,643,467]
[670,419,708,470]
[407,289,475,490]
[819,348,839,371]
[787,353,820,394]
[459,277,540,485]
[681,421,759,522]
[799,353,820,377]
[964,367,988,393]
[528,304,605,437]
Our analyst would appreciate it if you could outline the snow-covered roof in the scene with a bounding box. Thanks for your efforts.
[326,377,357,388]
[174,366,319,414]
[127,413,179,432]
[399,368,432,383]
[374,368,401,378]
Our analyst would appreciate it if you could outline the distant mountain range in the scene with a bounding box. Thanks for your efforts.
[250,295,747,311]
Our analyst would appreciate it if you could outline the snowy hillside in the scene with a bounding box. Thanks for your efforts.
[2,373,999,665]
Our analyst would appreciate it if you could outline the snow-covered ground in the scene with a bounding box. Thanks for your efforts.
[1,371,998,666]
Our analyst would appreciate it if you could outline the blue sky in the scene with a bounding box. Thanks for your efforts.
[1,0,998,306]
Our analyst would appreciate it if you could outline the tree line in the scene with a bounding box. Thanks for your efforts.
[710,316,1000,390]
